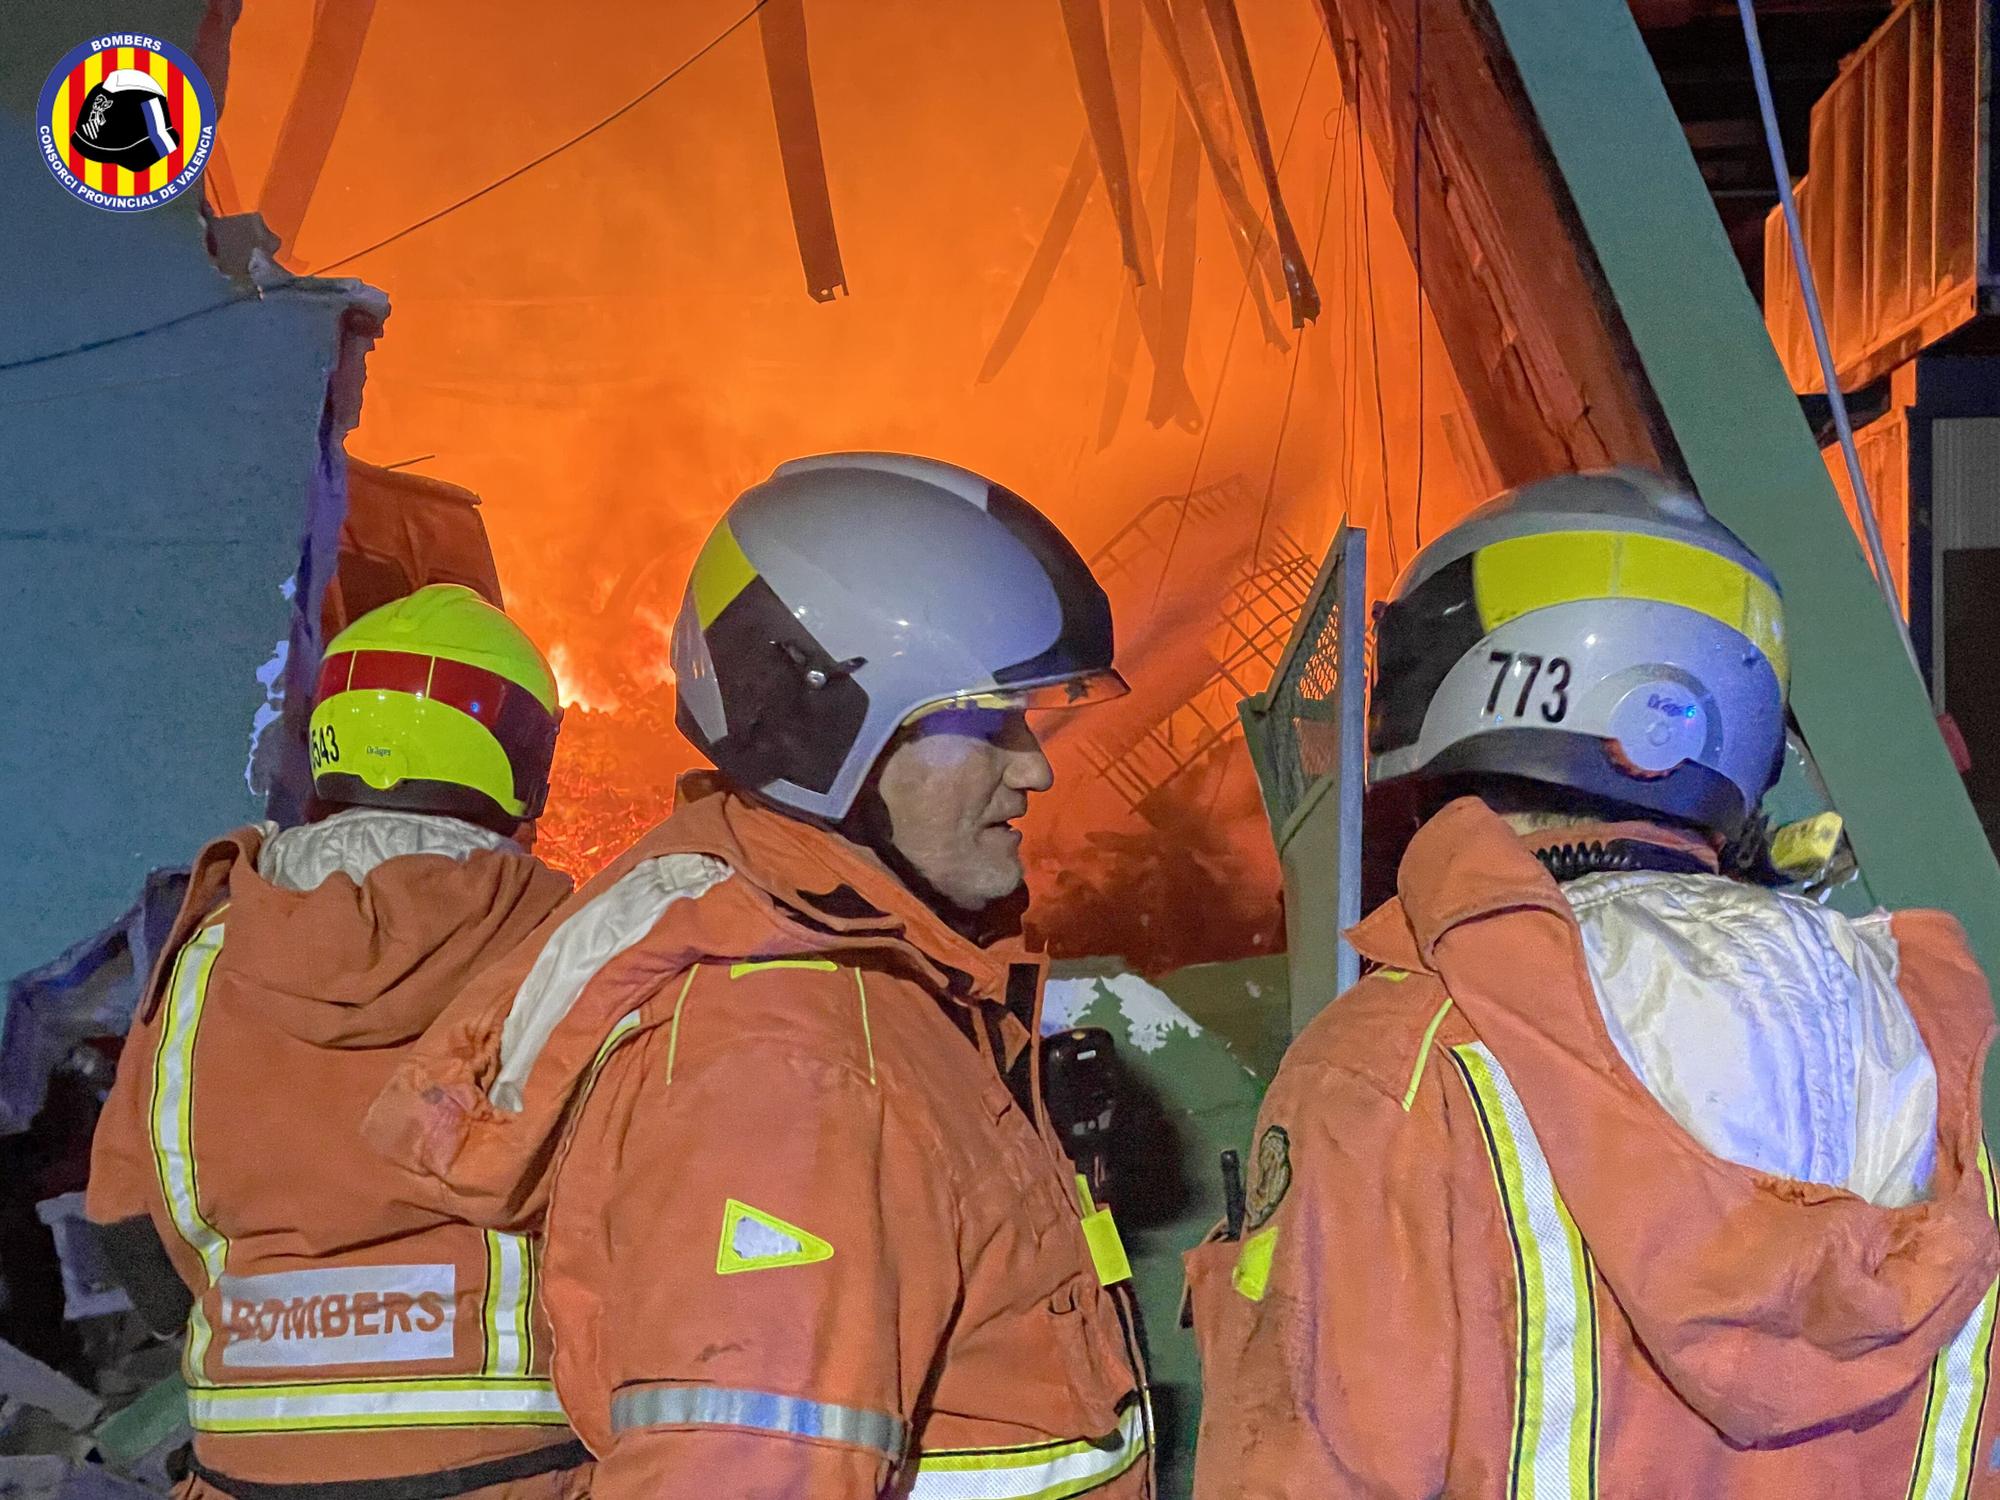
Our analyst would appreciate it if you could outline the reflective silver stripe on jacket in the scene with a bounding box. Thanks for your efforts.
[1448,1041,1600,1499]
[609,1383,906,1459]
[189,1377,566,1433]
[1906,1146,2000,1499]
[482,1230,534,1377]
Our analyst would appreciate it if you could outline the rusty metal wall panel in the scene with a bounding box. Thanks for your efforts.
[1908,0,1937,313]
[1821,411,1913,609]
[1310,0,1670,484]
[1764,0,1987,392]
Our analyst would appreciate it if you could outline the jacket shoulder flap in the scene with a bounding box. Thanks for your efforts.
[659,955,883,1089]
[1284,965,1464,1109]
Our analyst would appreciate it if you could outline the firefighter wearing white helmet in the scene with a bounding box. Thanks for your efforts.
[369,454,1154,1497]
[1366,465,1788,838]
[671,451,1126,821]
[1190,468,2000,1499]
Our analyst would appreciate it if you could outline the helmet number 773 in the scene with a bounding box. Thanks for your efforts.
[1485,651,1572,723]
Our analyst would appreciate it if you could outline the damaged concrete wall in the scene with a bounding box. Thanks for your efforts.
[0,0,354,990]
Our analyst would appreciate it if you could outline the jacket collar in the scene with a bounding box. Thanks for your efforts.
[1348,798,1720,973]
[639,774,1025,1005]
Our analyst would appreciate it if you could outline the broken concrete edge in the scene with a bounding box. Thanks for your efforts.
[0,870,190,1138]
[0,1338,104,1432]
[0,1452,163,1498]
[34,1195,136,1323]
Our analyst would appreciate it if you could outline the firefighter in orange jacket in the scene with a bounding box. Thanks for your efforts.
[1189,469,2000,1497]
[367,454,1152,1499]
[87,586,591,1498]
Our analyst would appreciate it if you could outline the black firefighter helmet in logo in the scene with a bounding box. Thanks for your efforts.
[71,68,178,173]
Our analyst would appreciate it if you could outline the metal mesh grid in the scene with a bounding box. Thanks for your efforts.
[1083,535,1318,817]
[1242,528,1368,836]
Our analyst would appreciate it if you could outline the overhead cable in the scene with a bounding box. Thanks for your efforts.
[308,1,773,275]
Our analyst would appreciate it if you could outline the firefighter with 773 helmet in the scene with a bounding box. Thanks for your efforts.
[1189,468,2000,1498]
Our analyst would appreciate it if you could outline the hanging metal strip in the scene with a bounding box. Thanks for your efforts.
[759,0,847,302]
[1199,0,1322,325]
[1058,0,1149,283]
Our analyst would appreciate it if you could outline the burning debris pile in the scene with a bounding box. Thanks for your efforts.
[532,699,682,882]
[1026,748,1285,973]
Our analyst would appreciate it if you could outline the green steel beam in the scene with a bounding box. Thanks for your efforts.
[1475,0,2000,981]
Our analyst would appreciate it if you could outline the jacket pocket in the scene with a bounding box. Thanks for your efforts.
[958,1165,1133,1440]
[1182,1222,1247,1378]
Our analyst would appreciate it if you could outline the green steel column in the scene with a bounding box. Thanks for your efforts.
[1474,0,2000,981]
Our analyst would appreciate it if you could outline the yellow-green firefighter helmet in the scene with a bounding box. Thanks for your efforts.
[308,585,562,827]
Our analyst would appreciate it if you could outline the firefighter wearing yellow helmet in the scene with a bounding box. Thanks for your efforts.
[310,583,562,829]
[86,585,589,1496]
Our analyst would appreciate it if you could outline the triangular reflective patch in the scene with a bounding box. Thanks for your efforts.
[716,1198,835,1275]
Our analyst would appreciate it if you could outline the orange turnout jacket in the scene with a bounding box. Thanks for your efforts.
[368,777,1149,1500]
[1189,798,2000,1499]
[87,812,589,1496]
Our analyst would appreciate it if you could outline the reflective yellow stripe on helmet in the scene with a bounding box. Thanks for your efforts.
[149,922,230,1382]
[691,520,758,629]
[1472,530,1788,688]
[1449,1042,1601,1499]
[1906,1146,2000,1500]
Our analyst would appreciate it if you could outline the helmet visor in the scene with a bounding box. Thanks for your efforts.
[903,668,1129,726]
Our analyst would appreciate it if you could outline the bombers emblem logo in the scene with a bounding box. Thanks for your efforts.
[38,33,215,212]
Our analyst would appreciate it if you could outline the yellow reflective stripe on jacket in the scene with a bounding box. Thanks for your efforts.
[1449,1042,1601,1500]
[909,1400,1147,1499]
[149,921,229,1380]
[189,1377,566,1434]
[728,958,839,978]
[590,1008,644,1075]
[1907,1146,2000,1500]
[482,1230,535,1377]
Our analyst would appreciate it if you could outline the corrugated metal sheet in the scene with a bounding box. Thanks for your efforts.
[1932,416,2000,550]
[1764,0,1989,393]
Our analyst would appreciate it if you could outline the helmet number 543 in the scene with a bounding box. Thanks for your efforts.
[1485,651,1572,723]
[309,723,341,771]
